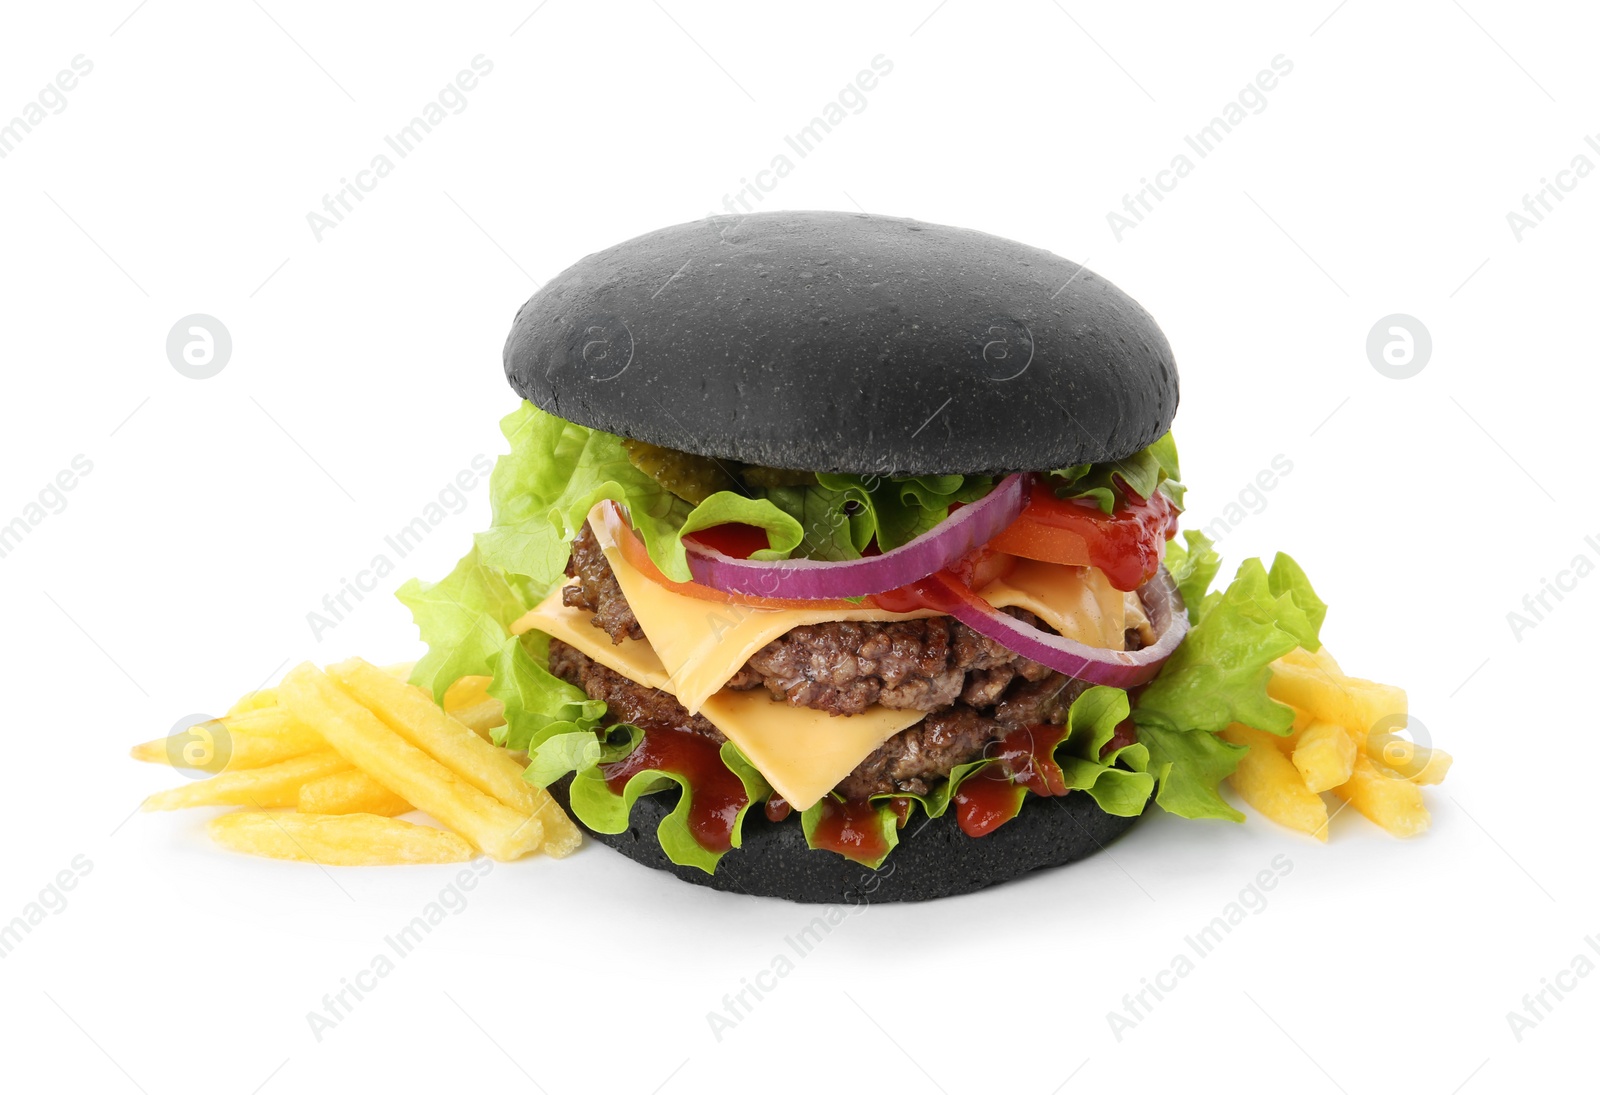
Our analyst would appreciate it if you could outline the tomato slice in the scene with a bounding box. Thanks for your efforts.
[987,486,1177,591]
[684,522,771,560]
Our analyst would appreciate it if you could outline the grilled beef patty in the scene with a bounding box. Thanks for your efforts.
[562,522,1060,717]
[547,639,1090,799]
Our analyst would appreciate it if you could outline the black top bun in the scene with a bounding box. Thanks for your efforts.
[550,774,1142,904]
[505,212,1178,476]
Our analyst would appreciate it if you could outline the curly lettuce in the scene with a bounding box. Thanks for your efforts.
[795,683,1157,869]
[1130,534,1327,821]
[527,684,1152,873]
[1050,431,1185,514]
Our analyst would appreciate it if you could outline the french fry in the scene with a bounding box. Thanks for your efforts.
[227,687,278,716]
[328,658,579,857]
[142,751,349,811]
[1367,733,1454,786]
[447,698,506,741]
[218,706,324,741]
[278,664,543,861]
[1291,719,1357,793]
[208,811,474,865]
[1330,753,1430,837]
[1267,658,1407,740]
[1279,644,1342,676]
[299,769,413,817]
[443,675,493,711]
[1221,725,1328,841]
[130,730,316,772]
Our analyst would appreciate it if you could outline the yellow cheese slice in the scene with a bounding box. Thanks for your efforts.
[516,588,924,809]
[979,557,1126,647]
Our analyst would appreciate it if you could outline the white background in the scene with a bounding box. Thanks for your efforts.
[0,2,1592,1092]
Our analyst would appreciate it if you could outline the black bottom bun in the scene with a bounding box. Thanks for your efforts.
[549,776,1144,904]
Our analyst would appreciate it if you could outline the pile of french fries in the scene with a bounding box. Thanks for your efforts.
[1223,645,1452,840]
[133,659,580,865]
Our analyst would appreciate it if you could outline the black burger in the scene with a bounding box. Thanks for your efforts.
[398,211,1334,903]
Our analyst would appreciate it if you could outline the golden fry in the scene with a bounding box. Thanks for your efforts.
[298,769,412,817]
[208,811,474,865]
[1366,733,1454,786]
[227,687,278,716]
[142,751,349,811]
[1267,659,1407,740]
[217,706,324,742]
[1291,718,1358,793]
[1330,753,1430,837]
[444,699,506,741]
[1221,724,1328,841]
[131,730,321,774]
[278,664,542,860]
[443,675,493,711]
[328,659,579,857]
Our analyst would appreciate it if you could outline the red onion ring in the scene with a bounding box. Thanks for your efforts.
[683,473,1029,599]
[922,565,1187,689]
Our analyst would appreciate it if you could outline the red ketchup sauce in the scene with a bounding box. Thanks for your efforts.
[950,718,1139,838]
[601,727,747,854]
[1020,487,1178,592]
[807,795,912,864]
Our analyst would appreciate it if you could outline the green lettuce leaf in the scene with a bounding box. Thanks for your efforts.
[1164,531,1224,625]
[1132,548,1328,821]
[563,737,771,874]
[487,631,606,753]
[1050,432,1184,515]
[470,401,985,583]
[395,546,534,702]
[812,473,997,553]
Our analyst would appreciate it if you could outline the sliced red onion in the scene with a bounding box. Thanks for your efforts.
[684,473,1029,599]
[929,565,1187,688]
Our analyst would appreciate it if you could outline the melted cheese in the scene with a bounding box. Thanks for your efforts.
[517,589,924,809]
[980,557,1126,646]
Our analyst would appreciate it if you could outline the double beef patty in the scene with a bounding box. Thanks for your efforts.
[563,522,1058,716]
[551,522,1101,798]
[548,638,1089,799]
